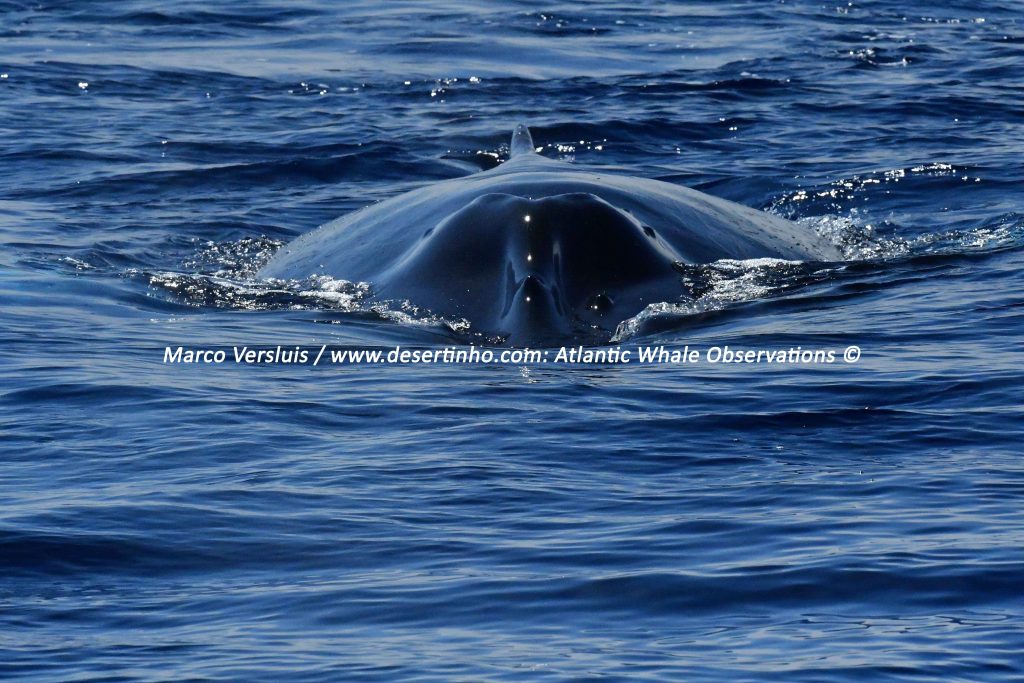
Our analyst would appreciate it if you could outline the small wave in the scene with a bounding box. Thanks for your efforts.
[806,212,1024,261]
[146,238,472,335]
[844,43,943,68]
[181,235,283,278]
[148,269,471,333]
[613,212,1024,341]
[770,162,971,218]
[612,258,829,342]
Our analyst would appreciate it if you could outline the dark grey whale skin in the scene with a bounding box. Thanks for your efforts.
[259,125,841,344]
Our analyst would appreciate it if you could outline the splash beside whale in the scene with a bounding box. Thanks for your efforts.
[259,125,841,344]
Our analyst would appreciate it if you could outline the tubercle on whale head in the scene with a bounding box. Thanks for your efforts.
[509,123,536,158]
[497,274,574,345]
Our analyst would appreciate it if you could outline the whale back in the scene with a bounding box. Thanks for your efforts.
[258,126,841,343]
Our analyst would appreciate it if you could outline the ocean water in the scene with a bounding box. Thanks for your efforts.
[2,0,1024,680]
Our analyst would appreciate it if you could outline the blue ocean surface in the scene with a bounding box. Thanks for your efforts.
[2,1,1023,680]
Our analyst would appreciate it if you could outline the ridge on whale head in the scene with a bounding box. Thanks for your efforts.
[259,124,841,345]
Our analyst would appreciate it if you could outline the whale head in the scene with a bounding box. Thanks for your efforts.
[379,191,684,345]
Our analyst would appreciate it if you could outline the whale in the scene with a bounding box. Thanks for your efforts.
[259,124,841,344]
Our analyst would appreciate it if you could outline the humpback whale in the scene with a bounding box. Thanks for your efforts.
[259,124,840,344]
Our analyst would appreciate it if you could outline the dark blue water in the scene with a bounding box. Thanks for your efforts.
[3,1,1024,680]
